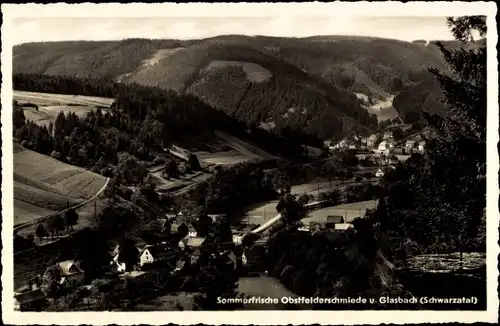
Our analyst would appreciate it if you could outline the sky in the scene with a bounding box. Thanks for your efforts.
[12,16,455,45]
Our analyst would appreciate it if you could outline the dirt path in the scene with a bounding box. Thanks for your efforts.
[14,177,110,231]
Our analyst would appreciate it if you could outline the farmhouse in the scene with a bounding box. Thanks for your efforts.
[139,244,170,268]
[44,260,85,288]
[168,145,201,170]
[14,289,46,311]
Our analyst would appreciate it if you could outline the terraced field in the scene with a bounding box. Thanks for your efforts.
[13,144,108,225]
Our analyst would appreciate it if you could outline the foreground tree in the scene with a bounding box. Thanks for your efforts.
[64,208,79,231]
[380,16,487,257]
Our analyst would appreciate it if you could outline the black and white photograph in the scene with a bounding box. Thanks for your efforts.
[1,2,498,325]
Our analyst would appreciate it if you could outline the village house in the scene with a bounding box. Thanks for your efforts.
[418,140,426,153]
[49,260,85,288]
[326,215,345,229]
[334,223,353,231]
[208,214,227,222]
[187,223,198,238]
[14,289,46,311]
[377,140,395,153]
[405,140,416,152]
[366,134,380,148]
[111,245,141,272]
[139,244,170,269]
[375,166,396,178]
[323,140,335,151]
[383,131,394,140]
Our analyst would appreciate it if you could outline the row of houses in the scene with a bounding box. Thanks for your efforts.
[325,130,427,155]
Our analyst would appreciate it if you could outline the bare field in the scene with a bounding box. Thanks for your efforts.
[13,144,107,225]
[204,60,272,83]
[140,48,186,67]
[14,90,114,107]
[195,149,251,166]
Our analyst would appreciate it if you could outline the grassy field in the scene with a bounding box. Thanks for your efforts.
[195,149,251,166]
[14,90,114,107]
[302,199,379,224]
[13,144,108,225]
[14,90,114,127]
[140,48,187,67]
[204,60,272,83]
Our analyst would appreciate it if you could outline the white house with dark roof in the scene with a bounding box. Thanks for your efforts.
[139,244,169,268]
[375,169,385,178]
[44,260,84,289]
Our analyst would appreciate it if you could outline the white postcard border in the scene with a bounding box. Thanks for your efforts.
[1,2,498,325]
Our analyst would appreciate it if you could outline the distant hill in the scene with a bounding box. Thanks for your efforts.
[14,35,481,137]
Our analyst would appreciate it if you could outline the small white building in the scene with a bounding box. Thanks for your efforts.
[375,169,385,178]
[405,140,416,151]
[139,244,169,268]
[334,223,353,231]
[378,140,394,153]
[418,140,426,153]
